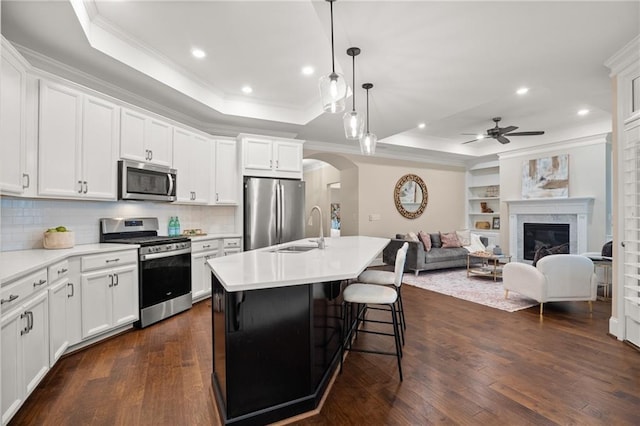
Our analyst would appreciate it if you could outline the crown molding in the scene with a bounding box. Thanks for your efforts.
[498,133,610,160]
[605,34,640,77]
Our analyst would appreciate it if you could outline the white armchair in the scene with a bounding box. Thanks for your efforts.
[503,254,597,315]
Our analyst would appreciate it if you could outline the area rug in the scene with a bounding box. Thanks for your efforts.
[402,269,538,312]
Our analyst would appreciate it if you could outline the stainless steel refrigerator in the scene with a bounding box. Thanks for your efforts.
[244,177,305,250]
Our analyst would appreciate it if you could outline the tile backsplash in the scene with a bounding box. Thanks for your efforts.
[0,197,237,251]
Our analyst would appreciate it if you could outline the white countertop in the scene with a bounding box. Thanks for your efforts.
[206,236,390,292]
[1,243,139,285]
[188,233,241,242]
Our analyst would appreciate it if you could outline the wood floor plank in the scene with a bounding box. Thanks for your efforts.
[8,282,640,425]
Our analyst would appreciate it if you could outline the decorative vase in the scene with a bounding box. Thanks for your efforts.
[493,245,502,255]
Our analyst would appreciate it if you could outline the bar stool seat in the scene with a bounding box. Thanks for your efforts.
[343,283,397,305]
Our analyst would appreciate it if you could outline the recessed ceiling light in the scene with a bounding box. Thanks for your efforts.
[418,123,426,129]
[302,66,315,76]
[242,86,253,94]
[578,109,590,116]
[191,48,206,59]
[516,87,529,95]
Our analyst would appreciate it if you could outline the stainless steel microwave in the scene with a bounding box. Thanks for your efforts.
[118,160,177,202]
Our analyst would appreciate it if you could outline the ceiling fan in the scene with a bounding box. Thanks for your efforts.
[462,117,545,144]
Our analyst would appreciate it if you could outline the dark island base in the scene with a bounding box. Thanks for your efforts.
[211,275,345,426]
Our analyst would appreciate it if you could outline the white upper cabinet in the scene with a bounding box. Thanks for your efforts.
[38,80,118,200]
[213,138,239,205]
[120,107,173,167]
[0,41,30,195]
[240,135,303,179]
[173,127,211,204]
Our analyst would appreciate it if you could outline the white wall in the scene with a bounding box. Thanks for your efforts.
[303,152,467,240]
[499,134,609,253]
[0,197,236,251]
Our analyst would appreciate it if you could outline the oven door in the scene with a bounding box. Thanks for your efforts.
[139,250,191,309]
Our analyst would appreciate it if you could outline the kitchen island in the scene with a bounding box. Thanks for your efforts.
[206,236,389,425]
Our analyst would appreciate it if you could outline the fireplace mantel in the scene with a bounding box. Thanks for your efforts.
[506,197,594,261]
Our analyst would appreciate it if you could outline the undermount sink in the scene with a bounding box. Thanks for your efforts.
[271,245,317,253]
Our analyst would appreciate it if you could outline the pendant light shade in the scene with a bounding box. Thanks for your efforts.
[319,0,347,113]
[343,47,365,140]
[359,83,377,156]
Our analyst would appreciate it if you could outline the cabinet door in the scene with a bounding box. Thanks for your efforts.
[214,139,238,205]
[172,127,194,203]
[21,291,49,395]
[81,270,113,339]
[243,137,273,171]
[191,135,211,204]
[82,95,118,199]
[65,258,82,347]
[273,140,302,173]
[49,278,70,366]
[0,49,27,195]
[191,252,206,300]
[147,118,173,167]
[111,264,139,327]
[120,108,147,162]
[1,307,24,424]
[38,81,83,197]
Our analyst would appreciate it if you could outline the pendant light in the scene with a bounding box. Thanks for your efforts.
[319,0,347,113]
[359,83,377,155]
[343,47,365,140]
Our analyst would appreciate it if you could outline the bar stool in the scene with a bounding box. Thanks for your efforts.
[357,242,409,333]
[340,243,407,381]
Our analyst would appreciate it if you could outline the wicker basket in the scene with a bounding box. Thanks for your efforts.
[43,231,75,249]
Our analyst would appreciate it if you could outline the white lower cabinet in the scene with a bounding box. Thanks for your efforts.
[191,239,220,301]
[1,290,49,425]
[81,251,138,339]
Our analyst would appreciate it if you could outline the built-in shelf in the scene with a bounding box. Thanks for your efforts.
[467,161,500,241]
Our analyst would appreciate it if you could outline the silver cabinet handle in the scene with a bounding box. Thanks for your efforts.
[33,278,47,287]
[105,258,120,264]
[22,173,30,189]
[1,294,19,304]
[149,150,153,161]
[270,159,273,169]
[216,193,219,202]
[276,160,279,169]
[203,244,211,249]
[67,282,74,298]
[113,273,119,287]
[27,311,33,331]
[20,312,29,335]
[58,267,68,275]
[83,181,88,194]
[78,180,83,193]
[108,274,114,288]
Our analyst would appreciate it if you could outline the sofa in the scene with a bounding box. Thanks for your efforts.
[383,231,489,276]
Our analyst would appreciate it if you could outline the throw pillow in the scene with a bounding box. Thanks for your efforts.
[430,233,442,248]
[468,233,486,252]
[418,230,432,252]
[405,232,419,242]
[456,229,471,246]
[440,231,461,248]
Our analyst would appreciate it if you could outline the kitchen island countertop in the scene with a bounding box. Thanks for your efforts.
[206,235,390,292]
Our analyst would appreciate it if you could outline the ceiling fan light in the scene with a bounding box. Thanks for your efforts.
[359,132,377,156]
[319,72,347,113]
[477,134,485,139]
[344,110,365,140]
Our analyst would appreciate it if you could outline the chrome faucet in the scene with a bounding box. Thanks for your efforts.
[308,205,325,249]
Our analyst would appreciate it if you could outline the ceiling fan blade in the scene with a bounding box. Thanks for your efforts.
[462,138,481,144]
[505,131,545,136]
[498,125,518,135]
[497,135,510,144]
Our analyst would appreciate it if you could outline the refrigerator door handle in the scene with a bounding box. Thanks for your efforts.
[275,182,281,244]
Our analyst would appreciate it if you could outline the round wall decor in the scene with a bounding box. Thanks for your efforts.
[394,174,428,219]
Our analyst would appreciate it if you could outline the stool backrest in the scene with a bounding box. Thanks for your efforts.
[394,242,409,288]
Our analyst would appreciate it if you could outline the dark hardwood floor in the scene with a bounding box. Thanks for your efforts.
[9,283,640,425]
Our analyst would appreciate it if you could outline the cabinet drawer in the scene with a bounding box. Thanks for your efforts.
[192,239,220,253]
[1,269,48,313]
[223,238,241,249]
[47,260,70,283]
[81,250,138,272]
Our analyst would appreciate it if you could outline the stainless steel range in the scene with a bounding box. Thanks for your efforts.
[100,217,192,328]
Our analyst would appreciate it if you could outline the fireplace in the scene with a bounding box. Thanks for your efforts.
[523,223,570,261]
